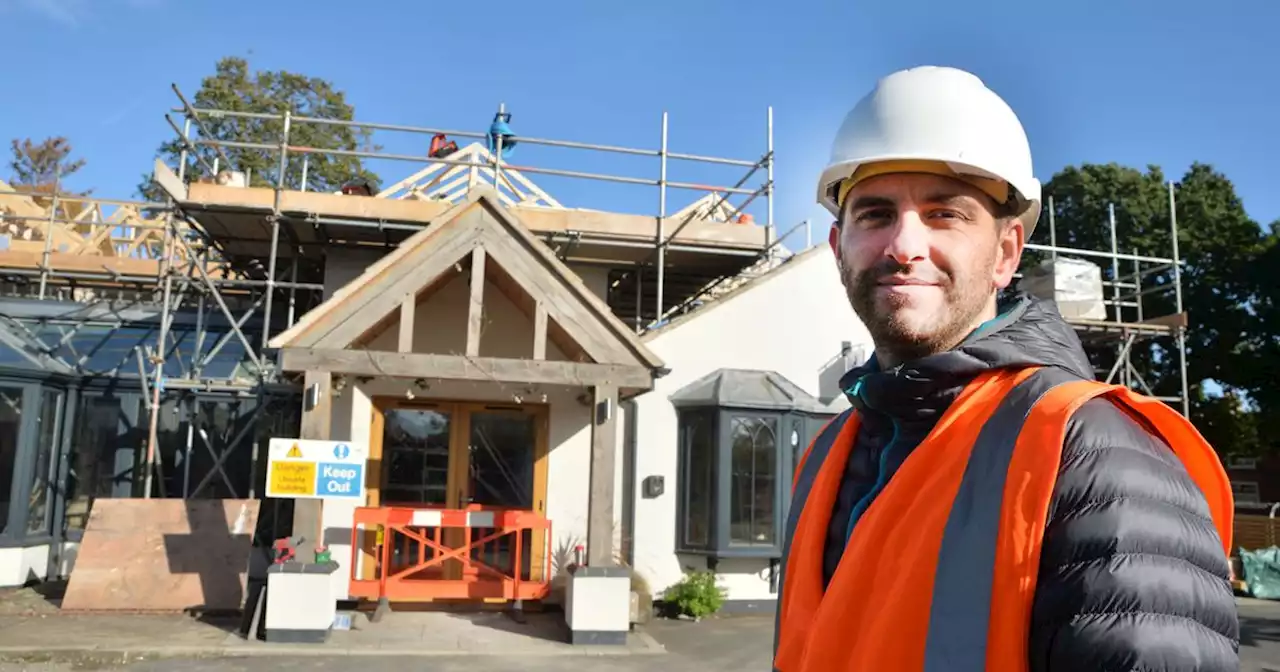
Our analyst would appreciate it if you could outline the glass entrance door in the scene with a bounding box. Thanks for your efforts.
[466,409,536,509]
[365,400,548,586]
[381,407,455,507]
[465,409,541,581]
[377,405,462,579]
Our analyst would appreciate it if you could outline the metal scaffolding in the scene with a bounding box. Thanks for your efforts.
[0,85,782,497]
[0,85,1197,505]
[162,83,780,335]
[0,177,307,502]
[1030,181,1190,416]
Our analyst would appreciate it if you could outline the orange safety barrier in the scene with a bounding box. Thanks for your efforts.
[349,506,552,602]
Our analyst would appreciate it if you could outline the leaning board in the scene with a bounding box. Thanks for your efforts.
[62,499,260,612]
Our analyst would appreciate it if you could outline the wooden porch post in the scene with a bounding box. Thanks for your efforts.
[292,369,331,563]
[587,384,619,566]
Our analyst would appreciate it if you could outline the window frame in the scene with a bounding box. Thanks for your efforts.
[1232,480,1262,505]
[675,405,833,560]
[0,375,76,549]
[1227,455,1259,470]
[61,388,146,542]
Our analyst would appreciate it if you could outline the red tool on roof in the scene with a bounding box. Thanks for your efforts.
[429,133,458,159]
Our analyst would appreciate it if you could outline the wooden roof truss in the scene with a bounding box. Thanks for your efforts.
[376,143,564,210]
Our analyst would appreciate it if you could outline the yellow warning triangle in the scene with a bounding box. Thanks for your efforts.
[286,443,304,458]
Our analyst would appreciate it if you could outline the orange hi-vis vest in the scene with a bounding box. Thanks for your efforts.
[773,366,1233,672]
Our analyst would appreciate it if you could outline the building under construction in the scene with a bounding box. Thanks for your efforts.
[0,86,1192,608]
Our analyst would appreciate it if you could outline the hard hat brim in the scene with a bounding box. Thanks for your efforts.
[819,156,1041,238]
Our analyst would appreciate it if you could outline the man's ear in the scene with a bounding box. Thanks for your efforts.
[992,218,1025,289]
[828,221,840,257]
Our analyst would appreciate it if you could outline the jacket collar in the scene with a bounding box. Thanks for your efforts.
[839,294,1095,425]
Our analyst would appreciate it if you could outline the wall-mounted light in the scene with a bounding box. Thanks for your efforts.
[304,383,321,411]
[406,378,430,400]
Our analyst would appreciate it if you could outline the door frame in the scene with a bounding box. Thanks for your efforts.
[360,397,551,587]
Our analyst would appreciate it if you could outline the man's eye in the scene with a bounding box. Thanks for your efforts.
[929,209,965,221]
[854,208,894,224]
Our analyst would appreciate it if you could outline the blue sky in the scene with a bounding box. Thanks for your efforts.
[1,0,1277,250]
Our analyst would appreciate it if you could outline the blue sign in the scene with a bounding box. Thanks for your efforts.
[315,462,363,498]
[333,443,351,460]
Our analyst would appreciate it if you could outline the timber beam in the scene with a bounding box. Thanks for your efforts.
[587,384,619,566]
[292,370,331,564]
[466,246,486,357]
[278,347,655,390]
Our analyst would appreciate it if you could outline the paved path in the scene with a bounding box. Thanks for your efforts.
[1240,597,1280,672]
[2,600,1280,670]
[0,617,757,672]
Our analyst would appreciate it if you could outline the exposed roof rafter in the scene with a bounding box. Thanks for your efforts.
[376,143,564,210]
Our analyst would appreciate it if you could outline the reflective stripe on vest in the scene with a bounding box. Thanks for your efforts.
[773,366,1232,672]
[773,406,854,660]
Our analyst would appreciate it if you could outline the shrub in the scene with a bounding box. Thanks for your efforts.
[663,571,725,619]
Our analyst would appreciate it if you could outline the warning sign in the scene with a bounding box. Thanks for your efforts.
[269,461,317,496]
[264,438,369,500]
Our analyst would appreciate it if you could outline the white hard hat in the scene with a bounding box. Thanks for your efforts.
[817,66,1042,236]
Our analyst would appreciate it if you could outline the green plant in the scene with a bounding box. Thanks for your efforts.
[663,571,725,619]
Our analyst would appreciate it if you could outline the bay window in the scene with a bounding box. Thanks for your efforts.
[673,369,836,559]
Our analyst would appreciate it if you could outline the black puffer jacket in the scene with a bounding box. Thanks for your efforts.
[822,294,1238,671]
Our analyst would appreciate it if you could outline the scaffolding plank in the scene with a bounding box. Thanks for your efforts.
[0,250,229,279]
[152,159,188,201]
[183,181,767,248]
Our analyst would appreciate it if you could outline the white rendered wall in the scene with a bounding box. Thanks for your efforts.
[625,248,871,601]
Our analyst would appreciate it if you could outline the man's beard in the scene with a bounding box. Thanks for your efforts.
[840,254,995,365]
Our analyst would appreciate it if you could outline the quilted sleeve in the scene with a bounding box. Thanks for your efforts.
[1028,398,1239,672]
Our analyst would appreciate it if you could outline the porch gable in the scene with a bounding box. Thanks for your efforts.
[268,189,663,390]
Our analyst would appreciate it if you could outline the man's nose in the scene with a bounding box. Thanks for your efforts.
[883,211,929,265]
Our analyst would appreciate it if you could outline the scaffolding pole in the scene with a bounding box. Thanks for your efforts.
[261,109,291,353]
[656,112,668,324]
[1108,203,1122,322]
[37,166,61,300]
[1047,195,1058,259]
[1169,181,1190,417]
[143,213,176,498]
[766,106,775,246]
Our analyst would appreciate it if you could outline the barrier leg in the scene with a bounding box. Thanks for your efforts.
[371,596,393,623]
[371,526,393,623]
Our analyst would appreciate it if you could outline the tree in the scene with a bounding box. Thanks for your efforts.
[1027,162,1274,455]
[8,136,87,194]
[1239,221,1280,441]
[139,56,379,199]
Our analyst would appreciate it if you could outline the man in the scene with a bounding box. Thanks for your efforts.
[773,66,1239,671]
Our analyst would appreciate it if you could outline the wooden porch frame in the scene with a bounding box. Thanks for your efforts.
[278,347,653,390]
[268,191,664,375]
[270,191,651,572]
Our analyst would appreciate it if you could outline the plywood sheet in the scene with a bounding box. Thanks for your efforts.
[62,499,260,613]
